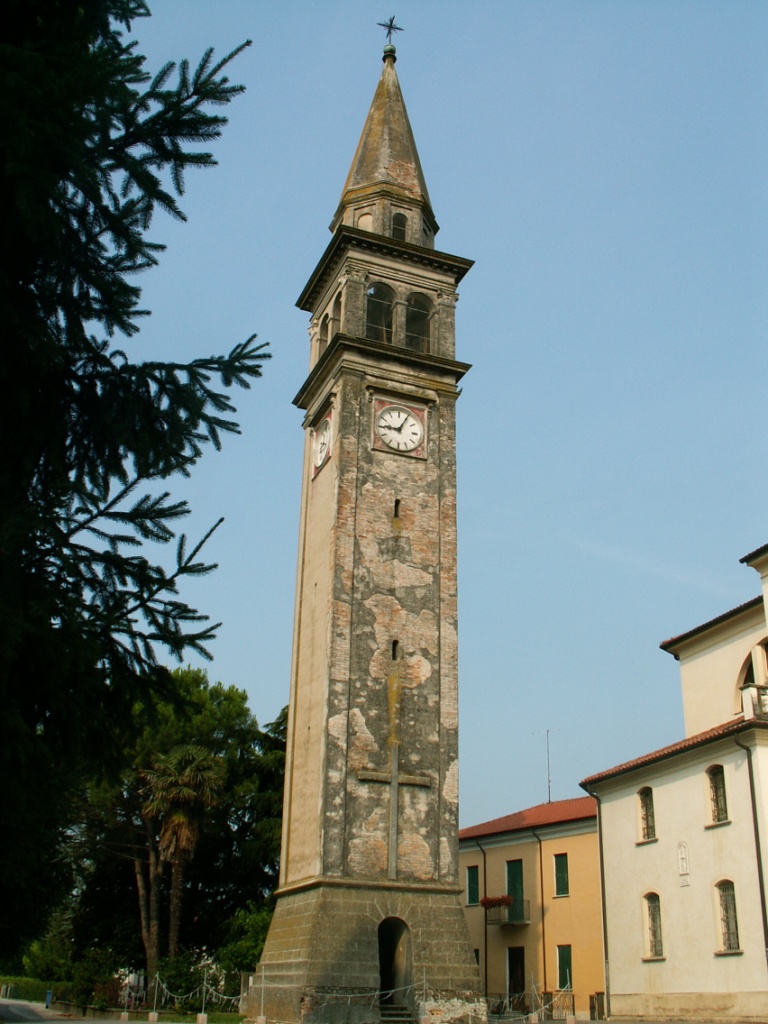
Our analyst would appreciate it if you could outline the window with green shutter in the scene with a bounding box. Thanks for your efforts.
[466,865,479,905]
[506,859,524,904]
[557,945,572,990]
[554,853,569,896]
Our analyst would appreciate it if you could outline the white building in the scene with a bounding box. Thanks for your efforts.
[582,543,768,1021]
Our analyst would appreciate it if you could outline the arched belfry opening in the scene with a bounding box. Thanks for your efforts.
[378,917,412,1008]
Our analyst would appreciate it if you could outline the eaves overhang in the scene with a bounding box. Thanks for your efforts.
[297,226,474,313]
[458,816,597,851]
[293,332,472,412]
[581,717,768,791]
[660,595,764,659]
[741,542,768,572]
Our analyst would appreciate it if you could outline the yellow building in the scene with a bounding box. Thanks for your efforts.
[458,797,605,1020]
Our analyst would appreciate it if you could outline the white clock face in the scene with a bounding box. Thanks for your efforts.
[313,418,331,468]
[376,405,424,452]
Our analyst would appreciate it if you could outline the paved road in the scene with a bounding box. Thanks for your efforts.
[0,1001,84,1023]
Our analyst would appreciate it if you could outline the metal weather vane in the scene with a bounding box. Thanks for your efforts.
[378,16,403,44]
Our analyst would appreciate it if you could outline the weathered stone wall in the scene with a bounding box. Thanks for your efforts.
[315,371,461,886]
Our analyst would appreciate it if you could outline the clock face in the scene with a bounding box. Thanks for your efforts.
[376,404,424,453]
[313,417,331,469]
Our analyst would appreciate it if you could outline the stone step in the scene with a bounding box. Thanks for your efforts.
[379,1009,415,1024]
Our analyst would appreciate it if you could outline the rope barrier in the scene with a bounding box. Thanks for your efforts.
[123,973,240,1012]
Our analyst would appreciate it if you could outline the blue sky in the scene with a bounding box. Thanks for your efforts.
[131,2,768,827]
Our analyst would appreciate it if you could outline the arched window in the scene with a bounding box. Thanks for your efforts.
[645,893,663,957]
[707,765,728,824]
[392,213,407,242]
[716,880,740,951]
[739,639,768,717]
[639,787,656,841]
[318,314,329,356]
[405,294,431,352]
[331,292,342,338]
[366,283,395,345]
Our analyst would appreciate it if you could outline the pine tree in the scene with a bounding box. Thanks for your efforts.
[0,0,267,958]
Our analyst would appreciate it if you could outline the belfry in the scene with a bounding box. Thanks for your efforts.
[250,39,485,1024]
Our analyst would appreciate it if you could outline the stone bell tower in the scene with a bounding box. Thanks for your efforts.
[250,41,485,1024]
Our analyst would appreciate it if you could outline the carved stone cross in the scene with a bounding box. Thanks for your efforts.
[358,743,431,880]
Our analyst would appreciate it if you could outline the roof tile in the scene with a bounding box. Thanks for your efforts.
[580,716,768,788]
[459,796,596,841]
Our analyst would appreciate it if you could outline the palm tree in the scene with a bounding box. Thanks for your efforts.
[142,745,225,957]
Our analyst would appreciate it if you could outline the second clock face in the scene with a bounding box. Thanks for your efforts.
[376,404,424,452]
[313,417,331,469]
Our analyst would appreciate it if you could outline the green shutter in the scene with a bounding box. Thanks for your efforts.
[554,853,569,896]
[506,859,524,903]
[466,865,479,905]
[557,945,572,990]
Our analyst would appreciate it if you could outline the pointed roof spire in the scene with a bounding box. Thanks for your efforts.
[330,44,438,242]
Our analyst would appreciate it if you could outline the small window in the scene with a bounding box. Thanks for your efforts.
[318,314,329,356]
[708,765,728,823]
[466,865,479,905]
[392,212,407,241]
[557,945,572,990]
[405,293,431,353]
[717,880,740,951]
[366,283,395,345]
[554,853,569,896]
[645,893,663,957]
[639,787,656,841]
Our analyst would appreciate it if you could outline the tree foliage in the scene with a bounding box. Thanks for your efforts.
[142,744,226,960]
[64,669,285,979]
[0,0,268,957]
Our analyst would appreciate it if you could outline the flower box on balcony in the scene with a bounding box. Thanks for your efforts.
[480,894,514,909]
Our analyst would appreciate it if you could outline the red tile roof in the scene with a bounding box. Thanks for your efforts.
[580,716,768,788]
[459,796,597,841]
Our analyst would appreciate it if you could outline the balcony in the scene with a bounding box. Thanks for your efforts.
[482,896,531,926]
[753,687,768,721]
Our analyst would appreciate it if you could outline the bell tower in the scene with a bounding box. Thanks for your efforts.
[251,42,485,1024]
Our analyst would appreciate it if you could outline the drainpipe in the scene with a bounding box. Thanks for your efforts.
[734,733,768,973]
[474,839,489,998]
[582,785,610,1020]
[531,829,547,996]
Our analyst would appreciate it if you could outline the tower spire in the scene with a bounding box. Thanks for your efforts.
[330,43,438,244]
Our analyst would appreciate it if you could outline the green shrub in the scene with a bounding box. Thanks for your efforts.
[71,949,119,1009]
[0,977,52,1001]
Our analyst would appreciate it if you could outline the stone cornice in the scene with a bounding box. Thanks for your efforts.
[274,875,464,899]
[293,332,471,414]
[297,227,474,313]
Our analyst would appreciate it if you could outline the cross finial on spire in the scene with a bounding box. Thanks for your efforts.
[377,16,403,44]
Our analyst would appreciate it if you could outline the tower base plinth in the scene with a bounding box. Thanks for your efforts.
[246,883,486,1024]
